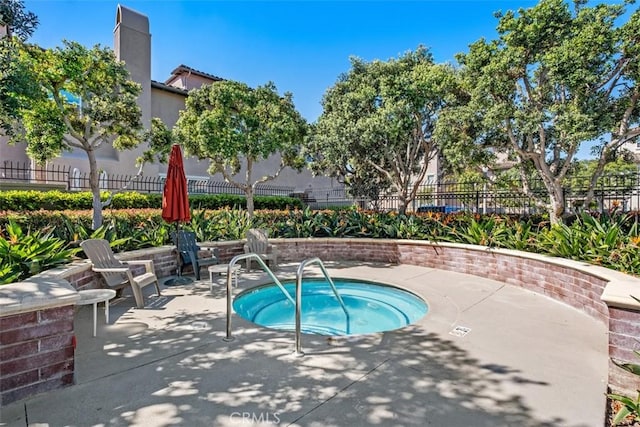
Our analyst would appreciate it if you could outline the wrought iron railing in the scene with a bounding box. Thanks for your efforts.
[0,161,294,196]
[2,160,639,214]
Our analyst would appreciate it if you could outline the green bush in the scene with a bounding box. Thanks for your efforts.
[1,208,638,283]
[109,192,162,209]
[0,190,94,211]
[536,212,640,273]
[0,221,79,284]
[189,194,303,210]
[0,190,303,211]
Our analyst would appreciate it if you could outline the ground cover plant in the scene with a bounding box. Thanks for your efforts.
[0,220,79,284]
[1,207,638,284]
[608,344,640,426]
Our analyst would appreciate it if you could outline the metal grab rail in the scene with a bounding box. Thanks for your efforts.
[295,257,350,356]
[223,253,294,342]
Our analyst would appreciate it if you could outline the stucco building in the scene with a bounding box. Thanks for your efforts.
[0,4,338,195]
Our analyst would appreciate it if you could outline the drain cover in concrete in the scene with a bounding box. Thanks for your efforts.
[450,326,471,337]
[191,321,210,330]
[171,321,211,331]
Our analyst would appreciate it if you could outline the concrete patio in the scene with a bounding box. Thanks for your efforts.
[0,262,608,426]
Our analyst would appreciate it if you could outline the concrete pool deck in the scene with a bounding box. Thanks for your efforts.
[0,262,608,427]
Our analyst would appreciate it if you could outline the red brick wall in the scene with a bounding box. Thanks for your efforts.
[215,243,244,262]
[152,250,179,279]
[271,238,633,394]
[0,306,75,405]
[608,307,640,394]
[396,243,610,323]
[5,239,638,401]
[277,239,398,264]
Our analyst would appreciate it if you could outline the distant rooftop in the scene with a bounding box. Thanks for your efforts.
[165,64,224,85]
[151,80,188,95]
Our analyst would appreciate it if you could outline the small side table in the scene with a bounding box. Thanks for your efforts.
[208,264,241,292]
[77,289,117,337]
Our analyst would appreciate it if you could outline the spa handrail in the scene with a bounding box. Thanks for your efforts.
[224,253,294,342]
[295,257,350,356]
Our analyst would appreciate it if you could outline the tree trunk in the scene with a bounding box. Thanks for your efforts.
[246,186,255,219]
[245,158,254,219]
[87,149,103,229]
[548,186,565,226]
[398,191,409,215]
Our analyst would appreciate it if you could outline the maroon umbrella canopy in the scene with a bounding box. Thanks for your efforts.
[162,144,190,223]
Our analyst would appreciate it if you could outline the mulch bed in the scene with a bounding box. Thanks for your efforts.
[607,397,640,427]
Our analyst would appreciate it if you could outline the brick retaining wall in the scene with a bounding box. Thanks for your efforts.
[270,238,638,395]
[2,238,639,402]
[0,247,176,405]
[0,306,75,405]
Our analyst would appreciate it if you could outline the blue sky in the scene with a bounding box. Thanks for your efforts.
[25,0,539,123]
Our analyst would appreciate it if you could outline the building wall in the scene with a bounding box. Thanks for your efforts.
[149,86,336,190]
[0,138,29,166]
[111,4,154,176]
[166,74,215,91]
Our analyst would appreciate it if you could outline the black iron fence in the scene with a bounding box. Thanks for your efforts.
[306,171,640,214]
[2,161,639,214]
[0,161,294,196]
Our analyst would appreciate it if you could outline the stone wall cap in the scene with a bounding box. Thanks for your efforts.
[0,277,80,317]
[264,237,640,311]
[601,277,640,310]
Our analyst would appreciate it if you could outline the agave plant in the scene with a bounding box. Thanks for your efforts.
[0,221,80,285]
[440,216,510,248]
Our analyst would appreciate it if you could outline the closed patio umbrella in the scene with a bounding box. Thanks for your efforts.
[163,144,192,286]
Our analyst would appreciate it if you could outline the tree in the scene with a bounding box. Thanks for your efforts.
[174,80,307,218]
[0,0,39,135]
[0,0,38,39]
[437,0,640,224]
[567,157,639,210]
[307,47,462,214]
[344,166,392,211]
[13,40,143,228]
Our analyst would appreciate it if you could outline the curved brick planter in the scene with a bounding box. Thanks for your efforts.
[0,246,176,405]
[1,238,639,405]
[212,238,640,396]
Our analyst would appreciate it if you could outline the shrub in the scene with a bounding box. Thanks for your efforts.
[0,190,303,211]
[0,221,79,285]
[1,208,638,282]
[536,212,639,273]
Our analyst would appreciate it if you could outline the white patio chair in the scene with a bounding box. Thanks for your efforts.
[80,239,161,308]
[243,229,278,272]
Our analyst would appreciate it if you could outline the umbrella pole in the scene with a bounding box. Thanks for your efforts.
[164,221,193,287]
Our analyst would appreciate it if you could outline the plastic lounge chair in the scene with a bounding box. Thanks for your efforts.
[80,239,161,309]
[243,228,278,272]
[172,230,219,280]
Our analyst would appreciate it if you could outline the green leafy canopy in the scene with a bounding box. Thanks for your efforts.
[308,46,464,214]
[437,0,640,224]
[8,40,143,229]
[174,80,307,217]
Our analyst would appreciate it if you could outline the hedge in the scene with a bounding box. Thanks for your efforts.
[0,190,303,211]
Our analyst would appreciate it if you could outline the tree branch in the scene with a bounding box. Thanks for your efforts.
[51,90,85,143]
[254,163,286,185]
[219,167,248,192]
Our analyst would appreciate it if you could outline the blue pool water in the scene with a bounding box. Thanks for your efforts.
[233,279,428,335]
